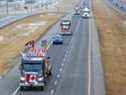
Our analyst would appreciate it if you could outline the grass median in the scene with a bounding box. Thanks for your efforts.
[0,13,63,76]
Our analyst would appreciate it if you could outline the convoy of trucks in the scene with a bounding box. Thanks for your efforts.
[19,19,72,90]
[19,6,90,90]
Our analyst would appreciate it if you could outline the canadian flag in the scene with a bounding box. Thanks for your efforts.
[29,75,37,83]
[37,49,46,57]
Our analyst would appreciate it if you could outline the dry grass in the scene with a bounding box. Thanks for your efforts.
[92,0,126,95]
[0,13,63,75]
[0,0,79,76]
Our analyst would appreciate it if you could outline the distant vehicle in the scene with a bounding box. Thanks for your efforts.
[52,34,63,44]
[81,7,90,18]
[81,7,90,13]
[19,50,52,90]
[81,12,90,18]
[60,20,72,35]
[74,6,81,15]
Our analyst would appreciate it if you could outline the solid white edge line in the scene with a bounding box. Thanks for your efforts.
[66,50,69,54]
[65,53,68,58]
[12,86,20,95]
[54,80,58,85]
[67,47,70,51]
[88,13,92,95]
[63,58,66,62]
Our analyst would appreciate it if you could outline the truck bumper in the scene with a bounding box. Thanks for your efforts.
[59,32,73,35]
[20,83,44,87]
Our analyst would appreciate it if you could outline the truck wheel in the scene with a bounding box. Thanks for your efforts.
[40,86,44,91]
[20,86,24,91]
[48,71,52,76]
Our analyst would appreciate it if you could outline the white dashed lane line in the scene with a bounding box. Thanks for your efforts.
[64,53,68,58]
[61,63,64,66]
[63,58,66,62]
[50,89,55,95]
[59,68,63,72]
[57,74,60,78]
[54,80,58,85]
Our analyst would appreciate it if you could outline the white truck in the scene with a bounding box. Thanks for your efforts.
[74,6,81,15]
[59,20,72,35]
[81,7,90,18]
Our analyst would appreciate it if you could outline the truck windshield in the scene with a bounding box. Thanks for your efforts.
[23,64,42,73]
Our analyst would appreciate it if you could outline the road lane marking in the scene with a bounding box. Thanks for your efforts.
[50,89,54,95]
[59,68,63,72]
[65,53,68,58]
[67,47,70,51]
[0,76,2,79]
[57,74,60,78]
[54,80,58,85]
[63,58,66,62]
[61,63,64,66]
[12,86,20,95]
[88,14,92,95]
[66,50,69,55]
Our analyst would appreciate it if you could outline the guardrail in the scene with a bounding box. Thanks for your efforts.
[107,0,126,12]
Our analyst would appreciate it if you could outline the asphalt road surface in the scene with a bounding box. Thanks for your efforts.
[0,0,99,95]
[17,2,91,95]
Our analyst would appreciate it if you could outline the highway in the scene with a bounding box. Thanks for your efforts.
[0,0,106,95]
[17,10,90,95]
[19,6,89,95]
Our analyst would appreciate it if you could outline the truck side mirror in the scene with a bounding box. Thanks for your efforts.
[47,57,51,59]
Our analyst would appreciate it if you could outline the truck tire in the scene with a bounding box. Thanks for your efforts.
[48,71,52,76]
[20,86,24,91]
[40,86,44,91]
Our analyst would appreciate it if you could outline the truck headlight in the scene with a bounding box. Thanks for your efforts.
[20,77,25,81]
[38,77,44,81]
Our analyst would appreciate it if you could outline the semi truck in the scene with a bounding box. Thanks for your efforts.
[74,6,81,15]
[59,20,72,35]
[19,41,52,90]
[19,54,52,90]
